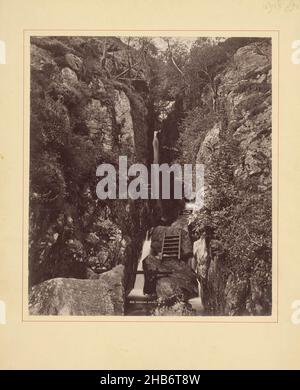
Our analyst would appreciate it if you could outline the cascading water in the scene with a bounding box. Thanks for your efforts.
[132,129,160,292]
[126,129,205,315]
[126,230,153,315]
[127,131,159,305]
[130,230,152,295]
[153,130,159,164]
[188,279,204,314]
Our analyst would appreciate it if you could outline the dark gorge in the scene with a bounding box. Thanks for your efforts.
[28,36,272,316]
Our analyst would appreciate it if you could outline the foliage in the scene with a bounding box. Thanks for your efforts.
[187,108,272,314]
[30,152,67,203]
[177,107,216,164]
[29,36,151,286]
[173,38,272,314]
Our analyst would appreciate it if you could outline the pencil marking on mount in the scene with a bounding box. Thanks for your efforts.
[263,0,300,13]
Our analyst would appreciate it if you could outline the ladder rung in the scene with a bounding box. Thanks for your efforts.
[161,232,181,261]
[162,254,178,258]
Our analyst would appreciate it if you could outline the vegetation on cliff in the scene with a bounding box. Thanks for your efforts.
[29,37,153,288]
[171,37,272,315]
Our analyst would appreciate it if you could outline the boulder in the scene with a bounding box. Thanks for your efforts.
[65,53,82,72]
[143,255,198,301]
[61,67,78,83]
[29,265,125,315]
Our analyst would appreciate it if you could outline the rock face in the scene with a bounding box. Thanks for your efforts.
[189,40,272,315]
[114,90,135,158]
[29,37,152,290]
[221,41,271,188]
[196,123,220,165]
[83,98,113,149]
[29,265,125,315]
[192,236,209,278]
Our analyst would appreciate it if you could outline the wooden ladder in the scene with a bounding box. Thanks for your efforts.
[162,232,181,261]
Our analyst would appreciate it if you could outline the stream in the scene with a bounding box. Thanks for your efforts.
[125,131,204,316]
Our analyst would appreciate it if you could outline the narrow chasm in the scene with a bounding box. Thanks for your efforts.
[29,37,272,317]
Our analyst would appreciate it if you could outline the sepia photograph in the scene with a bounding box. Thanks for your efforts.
[28,35,272,317]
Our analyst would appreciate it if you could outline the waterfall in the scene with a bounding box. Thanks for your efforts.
[133,230,152,290]
[127,229,152,303]
[197,278,201,297]
[188,278,204,314]
[153,131,159,164]
[127,131,159,303]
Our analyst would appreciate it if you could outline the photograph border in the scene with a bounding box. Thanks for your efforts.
[22,29,279,323]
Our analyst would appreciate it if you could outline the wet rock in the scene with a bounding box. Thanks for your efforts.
[29,265,125,315]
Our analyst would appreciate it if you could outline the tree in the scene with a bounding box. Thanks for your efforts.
[161,38,189,100]
[186,39,227,110]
